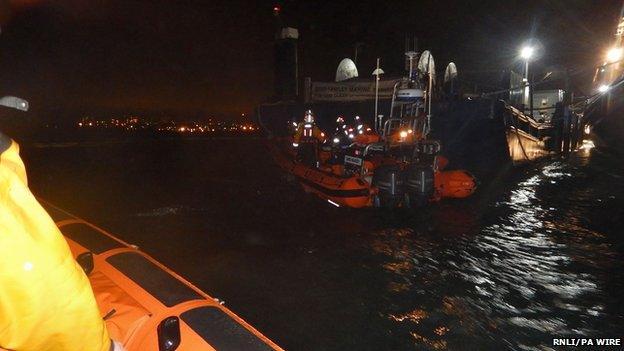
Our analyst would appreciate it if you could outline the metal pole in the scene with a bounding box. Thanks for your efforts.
[374,58,380,132]
[529,70,534,119]
[427,56,433,136]
[524,60,529,113]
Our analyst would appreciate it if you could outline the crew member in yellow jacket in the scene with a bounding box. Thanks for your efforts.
[0,134,114,351]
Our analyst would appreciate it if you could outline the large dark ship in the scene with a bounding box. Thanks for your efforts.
[584,5,624,152]
[260,89,581,177]
[258,13,584,179]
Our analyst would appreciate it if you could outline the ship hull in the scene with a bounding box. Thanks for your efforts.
[585,84,624,152]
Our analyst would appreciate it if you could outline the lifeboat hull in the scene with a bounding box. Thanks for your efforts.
[293,163,372,208]
[39,200,283,351]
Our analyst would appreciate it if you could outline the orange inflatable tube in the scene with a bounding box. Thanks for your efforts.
[435,170,477,199]
[39,200,283,351]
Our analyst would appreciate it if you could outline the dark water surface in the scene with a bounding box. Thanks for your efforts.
[20,137,624,350]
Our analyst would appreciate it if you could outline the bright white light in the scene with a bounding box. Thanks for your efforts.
[348,133,354,139]
[400,130,408,138]
[292,142,299,147]
[327,199,340,207]
[598,84,610,93]
[333,137,340,144]
[407,129,413,134]
[579,139,595,152]
[584,125,591,135]
[23,261,33,271]
[607,47,623,63]
[520,46,534,60]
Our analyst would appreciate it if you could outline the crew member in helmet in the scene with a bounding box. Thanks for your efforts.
[293,110,325,166]
[334,115,347,133]
[293,109,325,147]
[329,115,351,148]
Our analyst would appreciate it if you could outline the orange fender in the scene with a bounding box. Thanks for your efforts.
[435,170,477,199]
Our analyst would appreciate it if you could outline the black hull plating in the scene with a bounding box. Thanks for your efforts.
[585,83,624,152]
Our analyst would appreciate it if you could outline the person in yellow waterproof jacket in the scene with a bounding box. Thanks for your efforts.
[0,133,119,351]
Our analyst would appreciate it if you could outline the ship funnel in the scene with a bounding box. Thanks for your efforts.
[274,27,299,99]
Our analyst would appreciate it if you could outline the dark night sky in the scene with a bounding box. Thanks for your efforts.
[0,0,622,121]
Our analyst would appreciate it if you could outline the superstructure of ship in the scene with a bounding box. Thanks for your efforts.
[583,3,624,152]
[266,50,477,208]
[258,6,586,185]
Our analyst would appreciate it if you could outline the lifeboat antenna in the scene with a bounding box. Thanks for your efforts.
[372,58,385,132]
[405,51,418,81]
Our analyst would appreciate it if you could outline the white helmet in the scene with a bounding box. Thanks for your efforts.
[304,109,315,123]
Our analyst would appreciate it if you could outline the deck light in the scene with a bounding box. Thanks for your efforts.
[598,84,610,93]
[607,47,623,63]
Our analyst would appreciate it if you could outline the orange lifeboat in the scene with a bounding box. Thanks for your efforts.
[269,139,477,208]
[39,200,283,351]
[270,141,374,208]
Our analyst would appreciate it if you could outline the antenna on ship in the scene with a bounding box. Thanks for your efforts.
[405,51,418,82]
[372,58,385,132]
[418,50,435,136]
[404,35,419,80]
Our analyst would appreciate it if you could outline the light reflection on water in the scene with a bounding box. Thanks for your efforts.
[373,159,622,350]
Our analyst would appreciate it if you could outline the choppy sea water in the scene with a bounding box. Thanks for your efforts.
[20,137,624,350]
